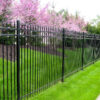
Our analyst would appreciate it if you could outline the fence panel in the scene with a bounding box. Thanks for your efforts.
[83,37,94,66]
[64,31,83,77]
[0,22,18,100]
[19,25,63,99]
[94,37,100,60]
[0,21,100,100]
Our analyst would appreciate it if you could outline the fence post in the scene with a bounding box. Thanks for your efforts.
[82,32,84,70]
[62,28,65,82]
[17,20,20,100]
[93,34,95,64]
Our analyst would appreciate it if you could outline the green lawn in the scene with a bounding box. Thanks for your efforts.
[30,60,100,100]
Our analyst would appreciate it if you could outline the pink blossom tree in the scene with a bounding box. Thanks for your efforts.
[8,0,49,25]
[6,0,87,32]
[45,11,64,27]
[62,15,87,32]
[46,11,87,32]
[0,0,12,21]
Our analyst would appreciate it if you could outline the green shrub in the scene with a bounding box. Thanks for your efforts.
[0,24,15,45]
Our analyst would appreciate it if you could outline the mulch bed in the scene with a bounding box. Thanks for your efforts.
[0,45,62,61]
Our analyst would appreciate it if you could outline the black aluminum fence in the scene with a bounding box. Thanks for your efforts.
[0,20,100,100]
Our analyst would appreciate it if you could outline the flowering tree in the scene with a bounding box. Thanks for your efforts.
[7,0,63,27]
[8,0,49,25]
[44,11,63,27]
[62,15,87,32]
[0,0,12,21]
[6,0,87,32]
[46,11,87,32]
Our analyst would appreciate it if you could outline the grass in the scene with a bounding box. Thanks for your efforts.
[0,46,99,100]
[30,60,100,100]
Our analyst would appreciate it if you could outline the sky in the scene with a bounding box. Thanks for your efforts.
[41,0,100,22]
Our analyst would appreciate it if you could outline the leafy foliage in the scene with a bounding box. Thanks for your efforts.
[86,24,100,34]
[86,16,100,34]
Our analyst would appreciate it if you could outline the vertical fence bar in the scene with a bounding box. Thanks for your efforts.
[82,32,84,70]
[24,25,26,96]
[93,34,95,64]
[14,21,16,99]
[27,25,29,99]
[2,40,5,100]
[62,28,65,82]
[17,20,20,100]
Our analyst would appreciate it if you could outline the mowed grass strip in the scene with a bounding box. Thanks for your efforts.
[30,60,100,100]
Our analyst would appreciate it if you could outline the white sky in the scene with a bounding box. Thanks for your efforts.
[41,0,100,22]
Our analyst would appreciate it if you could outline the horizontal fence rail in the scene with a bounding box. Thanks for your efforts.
[0,20,100,100]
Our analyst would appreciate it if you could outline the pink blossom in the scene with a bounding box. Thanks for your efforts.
[0,0,12,16]
[4,0,87,32]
